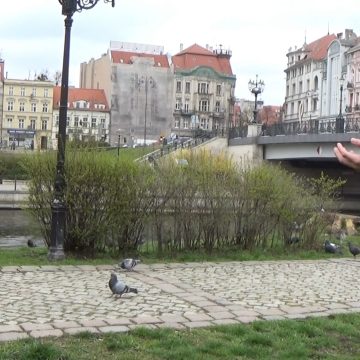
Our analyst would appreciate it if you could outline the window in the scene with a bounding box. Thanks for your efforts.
[42,120,48,130]
[175,98,181,110]
[100,118,105,127]
[314,76,319,91]
[74,116,79,127]
[7,101,14,111]
[292,83,296,95]
[183,119,189,129]
[200,117,209,129]
[19,102,25,112]
[7,118,13,126]
[176,81,182,93]
[20,87,25,96]
[82,117,88,128]
[215,101,220,112]
[30,119,36,130]
[31,103,36,112]
[32,88,36,97]
[91,118,97,128]
[199,100,209,112]
[67,117,70,127]
[291,102,294,114]
[198,82,209,94]
[185,82,190,93]
[44,88,49,98]
[42,103,48,112]
[174,119,180,128]
[216,84,221,96]
[307,79,310,91]
[184,101,189,113]
[286,85,289,97]
[8,86,13,96]
[18,119,24,129]
[299,81,303,94]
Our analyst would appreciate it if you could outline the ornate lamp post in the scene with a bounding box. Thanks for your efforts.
[336,74,345,133]
[49,0,115,261]
[138,76,155,146]
[248,75,265,124]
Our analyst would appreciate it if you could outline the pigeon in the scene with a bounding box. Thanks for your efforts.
[119,258,141,271]
[108,273,138,297]
[348,242,360,258]
[324,240,341,254]
[27,239,37,248]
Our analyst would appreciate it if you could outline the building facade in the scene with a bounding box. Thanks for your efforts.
[284,29,360,123]
[171,44,236,136]
[283,34,336,122]
[52,86,110,149]
[0,59,4,147]
[2,78,53,149]
[80,41,173,146]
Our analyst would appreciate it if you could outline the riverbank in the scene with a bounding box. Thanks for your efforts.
[0,180,28,209]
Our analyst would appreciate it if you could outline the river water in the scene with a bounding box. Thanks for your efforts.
[0,209,44,247]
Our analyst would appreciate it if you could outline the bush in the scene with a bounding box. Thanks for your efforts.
[22,149,343,257]
[0,153,29,180]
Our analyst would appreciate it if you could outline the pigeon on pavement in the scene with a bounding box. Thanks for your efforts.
[348,242,360,258]
[27,239,37,248]
[108,273,138,297]
[119,258,141,271]
[324,240,341,254]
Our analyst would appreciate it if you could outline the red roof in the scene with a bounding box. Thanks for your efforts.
[305,34,337,61]
[53,87,109,111]
[111,50,170,68]
[172,44,233,75]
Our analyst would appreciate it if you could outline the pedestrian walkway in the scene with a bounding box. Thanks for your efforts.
[1,258,360,342]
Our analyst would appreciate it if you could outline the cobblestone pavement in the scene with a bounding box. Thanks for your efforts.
[1,258,360,342]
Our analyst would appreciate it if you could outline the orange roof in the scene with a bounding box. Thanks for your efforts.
[111,50,170,68]
[258,106,282,125]
[53,87,109,111]
[305,34,337,61]
[172,44,233,75]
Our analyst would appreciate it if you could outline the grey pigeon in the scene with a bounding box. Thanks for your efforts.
[108,273,138,297]
[119,258,141,271]
[348,242,360,258]
[324,240,341,254]
[27,239,37,248]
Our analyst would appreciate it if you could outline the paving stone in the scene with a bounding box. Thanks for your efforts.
[159,314,187,323]
[132,315,162,324]
[236,316,259,323]
[52,321,80,329]
[183,321,213,329]
[104,318,133,326]
[78,319,107,327]
[211,319,239,326]
[128,324,158,330]
[0,267,19,272]
[157,322,186,330]
[64,327,99,335]
[99,326,130,333]
[0,332,29,342]
[183,313,213,322]
[21,323,54,332]
[207,311,234,320]
[30,329,63,339]
[0,325,22,333]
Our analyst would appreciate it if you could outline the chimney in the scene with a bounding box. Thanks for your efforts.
[337,32,343,39]
[180,43,183,52]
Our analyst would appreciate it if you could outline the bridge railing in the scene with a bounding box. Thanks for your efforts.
[228,116,360,140]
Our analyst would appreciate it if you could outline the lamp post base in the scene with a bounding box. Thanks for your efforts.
[48,201,66,261]
[48,246,65,261]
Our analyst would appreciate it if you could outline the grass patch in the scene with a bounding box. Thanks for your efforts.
[1,239,359,267]
[1,314,360,359]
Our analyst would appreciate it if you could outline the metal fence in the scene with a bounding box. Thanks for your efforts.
[228,116,360,140]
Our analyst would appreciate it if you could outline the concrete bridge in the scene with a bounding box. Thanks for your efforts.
[203,119,360,214]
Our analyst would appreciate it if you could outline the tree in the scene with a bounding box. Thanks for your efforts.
[54,70,62,86]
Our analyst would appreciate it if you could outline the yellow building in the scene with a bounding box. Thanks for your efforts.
[2,79,53,150]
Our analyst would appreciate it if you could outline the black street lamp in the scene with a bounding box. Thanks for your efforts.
[248,75,265,124]
[49,0,115,261]
[336,75,345,133]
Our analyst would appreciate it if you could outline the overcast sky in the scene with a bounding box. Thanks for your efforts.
[0,0,359,105]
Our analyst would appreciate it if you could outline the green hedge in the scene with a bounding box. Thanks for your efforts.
[22,149,344,257]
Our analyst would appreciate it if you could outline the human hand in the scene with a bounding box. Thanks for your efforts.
[334,138,360,171]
